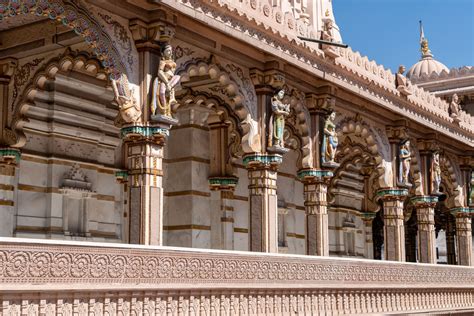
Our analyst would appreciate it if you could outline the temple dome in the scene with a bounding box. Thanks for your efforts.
[406,55,449,79]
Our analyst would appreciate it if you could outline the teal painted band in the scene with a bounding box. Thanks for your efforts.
[450,207,471,215]
[376,188,408,197]
[121,126,169,138]
[362,212,377,220]
[208,177,239,186]
[115,170,128,178]
[297,169,333,180]
[410,196,439,204]
[243,154,283,166]
[0,149,21,162]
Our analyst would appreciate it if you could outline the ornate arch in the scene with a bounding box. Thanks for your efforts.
[10,52,110,147]
[0,0,128,80]
[177,58,261,153]
[282,87,312,169]
[337,117,390,189]
[440,154,464,208]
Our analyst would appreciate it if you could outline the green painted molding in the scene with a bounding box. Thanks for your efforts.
[121,126,169,139]
[0,148,21,163]
[297,169,333,180]
[243,153,283,167]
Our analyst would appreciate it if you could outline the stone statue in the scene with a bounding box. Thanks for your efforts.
[395,65,412,96]
[111,79,141,124]
[322,111,338,165]
[431,151,441,195]
[449,94,461,119]
[151,43,181,117]
[398,139,411,186]
[322,19,334,43]
[268,88,290,149]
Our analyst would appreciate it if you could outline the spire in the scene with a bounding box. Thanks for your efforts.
[419,20,432,58]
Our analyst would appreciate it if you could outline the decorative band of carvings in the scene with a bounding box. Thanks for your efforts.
[411,195,439,207]
[450,207,473,216]
[0,239,473,287]
[376,188,408,199]
[208,177,239,190]
[297,169,333,181]
[0,148,21,163]
[121,126,169,139]
[243,153,282,168]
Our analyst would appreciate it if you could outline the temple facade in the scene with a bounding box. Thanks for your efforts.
[0,0,473,315]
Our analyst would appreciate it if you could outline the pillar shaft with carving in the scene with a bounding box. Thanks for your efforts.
[299,169,333,256]
[378,189,408,261]
[451,208,472,266]
[122,126,169,245]
[245,154,281,253]
[362,213,376,259]
[412,196,438,264]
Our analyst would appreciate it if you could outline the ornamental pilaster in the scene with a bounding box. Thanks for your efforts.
[129,19,176,123]
[411,195,438,264]
[0,58,18,147]
[244,153,282,253]
[298,168,333,256]
[121,125,171,245]
[361,212,376,259]
[459,156,473,208]
[305,85,337,170]
[386,123,410,188]
[377,188,408,261]
[450,207,473,266]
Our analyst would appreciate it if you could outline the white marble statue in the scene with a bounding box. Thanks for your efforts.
[322,111,338,164]
[449,94,461,119]
[431,151,441,195]
[395,65,412,96]
[398,139,411,186]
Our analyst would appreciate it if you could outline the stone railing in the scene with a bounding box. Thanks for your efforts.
[1,238,474,315]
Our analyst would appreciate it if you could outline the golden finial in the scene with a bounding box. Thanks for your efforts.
[325,9,330,17]
[419,20,432,57]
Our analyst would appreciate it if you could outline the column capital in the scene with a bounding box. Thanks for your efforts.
[249,68,285,90]
[0,58,18,83]
[0,148,21,166]
[416,139,440,154]
[297,168,333,184]
[129,19,175,50]
[450,207,472,217]
[121,124,172,145]
[376,188,408,201]
[362,212,377,222]
[410,195,438,208]
[208,176,238,191]
[385,125,409,143]
[305,86,337,114]
[115,170,129,184]
[459,155,474,169]
[243,153,282,170]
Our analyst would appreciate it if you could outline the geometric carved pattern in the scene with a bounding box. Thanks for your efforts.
[1,240,474,314]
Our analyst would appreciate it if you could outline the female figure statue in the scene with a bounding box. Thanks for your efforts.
[268,89,290,148]
[449,93,461,119]
[151,43,181,117]
[398,139,411,185]
[395,65,412,96]
[431,151,441,194]
[322,111,338,164]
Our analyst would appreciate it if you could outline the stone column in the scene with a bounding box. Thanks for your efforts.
[362,212,376,259]
[446,214,457,265]
[122,126,170,245]
[451,208,472,266]
[411,196,438,263]
[298,169,333,256]
[115,171,129,243]
[244,153,281,253]
[0,58,19,237]
[378,188,408,261]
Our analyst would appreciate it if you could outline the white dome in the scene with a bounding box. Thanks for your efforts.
[407,55,449,79]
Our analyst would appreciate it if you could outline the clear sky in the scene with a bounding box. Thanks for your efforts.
[333,0,474,73]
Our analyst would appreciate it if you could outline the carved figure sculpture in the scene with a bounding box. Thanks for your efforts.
[111,79,141,124]
[322,111,338,164]
[395,65,412,96]
[431,151,441,194]
[268,89,290,148]
[151,43,181,117]
[398,139,411,186]
[449,94,461,119]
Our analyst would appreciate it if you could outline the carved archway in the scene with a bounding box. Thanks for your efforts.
[0,0,128,79]
[10,52,111,147]
[440,154,464,208]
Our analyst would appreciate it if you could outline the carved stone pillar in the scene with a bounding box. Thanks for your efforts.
[451,208,472,266]
[446,213,457,265]
[130,20,175,123]
[362,212,376,259]
[378,188,408,261]
[208,115,238,250]
[298,169,333,256]
[115,171,129,243]
[0,58,19,237]
[411,196,438,263]
[122,126,170,245]
[244,153,281,253]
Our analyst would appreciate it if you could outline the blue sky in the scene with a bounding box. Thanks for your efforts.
[333,0,474,73]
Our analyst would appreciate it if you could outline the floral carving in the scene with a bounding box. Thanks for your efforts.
[11,58,44,111]
[97,12,133,68]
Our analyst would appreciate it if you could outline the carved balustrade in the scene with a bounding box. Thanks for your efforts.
[1,238,473,315]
